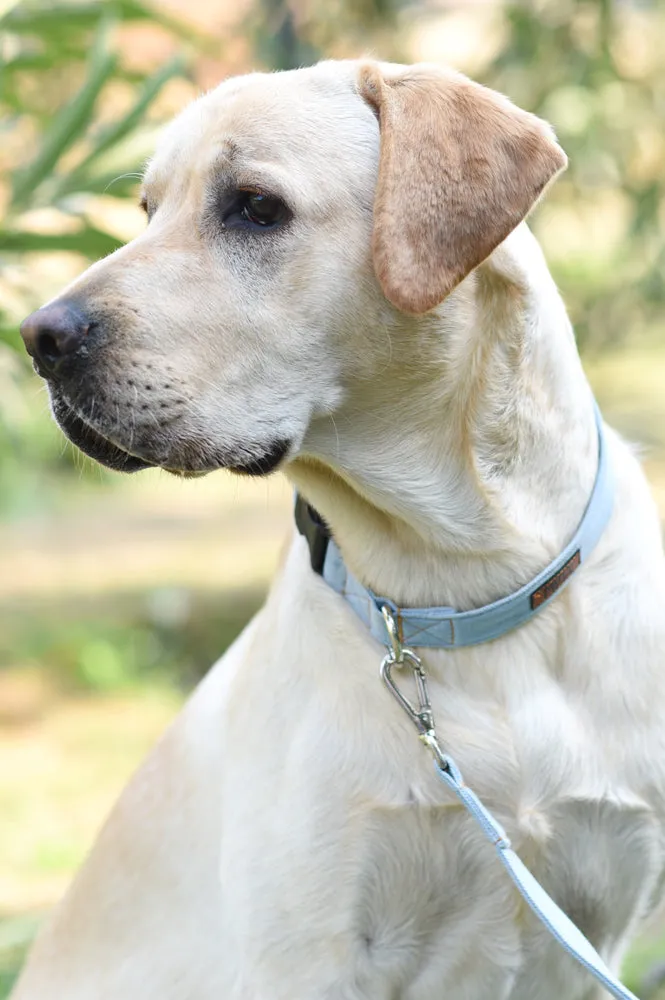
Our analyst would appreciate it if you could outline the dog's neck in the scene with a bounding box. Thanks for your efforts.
[288,225,598,610]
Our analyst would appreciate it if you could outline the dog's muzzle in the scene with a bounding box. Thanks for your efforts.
[20,299,292,477]
[20,300,154,471]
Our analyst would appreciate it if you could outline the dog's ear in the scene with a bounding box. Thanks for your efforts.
[358,63,567,314]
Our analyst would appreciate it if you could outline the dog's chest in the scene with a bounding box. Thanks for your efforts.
[219,643,665,1000]
[344,791,662,1000]
[222,608,665,1000]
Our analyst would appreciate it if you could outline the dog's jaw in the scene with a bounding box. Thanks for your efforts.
[49,387,292,477]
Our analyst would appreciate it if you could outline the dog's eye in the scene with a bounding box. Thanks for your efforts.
[242,193,286,227]
[222,191,290,231]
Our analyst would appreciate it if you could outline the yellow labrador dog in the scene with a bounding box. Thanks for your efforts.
[15,60,665,1000]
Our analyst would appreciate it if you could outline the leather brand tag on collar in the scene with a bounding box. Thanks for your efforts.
[530,550,581,610]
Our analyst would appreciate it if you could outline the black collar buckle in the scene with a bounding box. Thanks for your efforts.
[294,494,330,575]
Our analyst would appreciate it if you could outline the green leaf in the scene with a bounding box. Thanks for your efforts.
[0,226,121,257]
[10,15,117,212]
[2,0,211,50]
[2,1,130,31]
[0,4,106,61]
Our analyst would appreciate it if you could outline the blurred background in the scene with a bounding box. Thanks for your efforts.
[1,0,664,994]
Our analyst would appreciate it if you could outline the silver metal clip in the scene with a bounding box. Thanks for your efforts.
[379,605,448,769]
[380,603,404,663]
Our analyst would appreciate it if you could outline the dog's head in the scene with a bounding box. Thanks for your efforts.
[20,61,565,476]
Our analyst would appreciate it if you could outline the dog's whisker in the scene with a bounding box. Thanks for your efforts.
[103,172,144,195]
[190,372,228,397]
[328,412,341,461]
[127,386,139,453]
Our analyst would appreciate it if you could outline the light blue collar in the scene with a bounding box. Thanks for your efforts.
[316,403,612,648]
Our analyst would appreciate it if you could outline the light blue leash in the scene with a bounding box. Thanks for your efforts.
[438,753,639,1000]
[297,403,640,998]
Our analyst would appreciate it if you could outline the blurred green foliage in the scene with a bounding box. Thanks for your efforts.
[0,0,198,492]
[0,917,38,1000]
[0,0,199,334]
[0,586,263,692]
[480,0,665,351]
[248,0,408,68]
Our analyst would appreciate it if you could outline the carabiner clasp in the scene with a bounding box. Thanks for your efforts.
[380,604,434,736]
[379,604,449,769]
[380,651,434,735]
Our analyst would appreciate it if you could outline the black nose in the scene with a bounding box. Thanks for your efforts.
[20,301,91,373]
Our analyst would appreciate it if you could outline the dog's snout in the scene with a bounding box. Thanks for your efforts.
[20,300,92,373]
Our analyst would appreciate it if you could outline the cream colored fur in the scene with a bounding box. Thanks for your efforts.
[12,60,665,1000]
